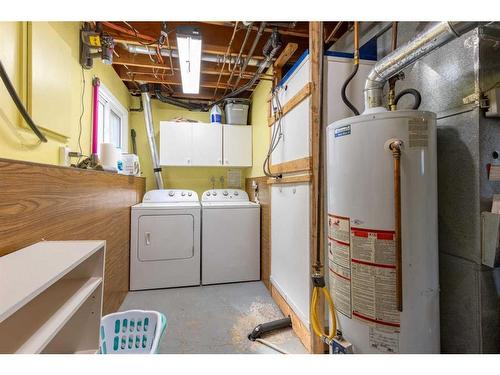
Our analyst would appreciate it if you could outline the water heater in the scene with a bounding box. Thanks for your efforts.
[326,109,440,353]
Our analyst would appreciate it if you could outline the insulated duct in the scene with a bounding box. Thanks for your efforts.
[154,85,208,111]
[140,84,164,190]
[123,44,261,67]
[364,21,482,111]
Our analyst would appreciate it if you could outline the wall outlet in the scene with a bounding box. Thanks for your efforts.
[59,146,71,167]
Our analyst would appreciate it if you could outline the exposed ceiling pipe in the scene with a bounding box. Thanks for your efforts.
[364,21,483,111]
[223,22,254,96]
[140,84,164,190]
[210,28,281,108]
[233,22,267,89]
[122,43,261,67]
[213,22,240,98]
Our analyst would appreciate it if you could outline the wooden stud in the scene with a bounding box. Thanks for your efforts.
[267,82,312,127]
[270,156,312,175]
[267,173,312,185]
[309,21,326,355]
[274,43,299,69]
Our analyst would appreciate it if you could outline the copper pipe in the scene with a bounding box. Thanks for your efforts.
[223,22,253,96]
[353,21,360,65]
[212,22,239,99]
[390,140,403,312]
[102,22,157,42]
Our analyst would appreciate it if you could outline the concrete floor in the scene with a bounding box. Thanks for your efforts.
[119,281,307,354]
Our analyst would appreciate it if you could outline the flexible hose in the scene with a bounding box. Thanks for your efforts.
[0,59,47,142]
[310,286,337,341]
[341,63,360,116]
[394,88,422,110]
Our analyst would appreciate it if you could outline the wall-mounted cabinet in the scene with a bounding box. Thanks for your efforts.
[160,122,252,167]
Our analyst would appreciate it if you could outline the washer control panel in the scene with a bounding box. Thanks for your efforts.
[202,189,249,202]
[142,189,198,203]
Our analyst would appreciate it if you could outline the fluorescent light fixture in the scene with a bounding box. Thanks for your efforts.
[176,26,202,94]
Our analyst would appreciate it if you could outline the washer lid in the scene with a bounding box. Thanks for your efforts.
[201,201,259,209]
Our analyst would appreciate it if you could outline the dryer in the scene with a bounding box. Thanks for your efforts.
[201,189,260,285]
[130,189,200,290]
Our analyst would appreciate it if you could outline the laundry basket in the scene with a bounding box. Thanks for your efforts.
[99,310,167,354]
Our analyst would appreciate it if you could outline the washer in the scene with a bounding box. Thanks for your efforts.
[130,189,200,290]
[201,189,260,285]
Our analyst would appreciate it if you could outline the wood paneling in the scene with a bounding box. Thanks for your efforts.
[0,158,145,315]
[245,176,271,291]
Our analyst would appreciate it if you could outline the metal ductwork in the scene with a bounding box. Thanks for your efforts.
[123,44,261,67]
[364,21,483,111]
[140,84,164,190]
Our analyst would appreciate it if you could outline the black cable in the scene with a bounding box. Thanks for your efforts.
[0,59,47,142]
[394,88,422,110]
[263,89,283,179]
[341,63,360,116]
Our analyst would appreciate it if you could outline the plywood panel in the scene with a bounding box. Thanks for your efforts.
[0,158,145,315]
[270,183,311,327]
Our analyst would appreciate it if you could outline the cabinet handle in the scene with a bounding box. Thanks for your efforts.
[145,232,151,246]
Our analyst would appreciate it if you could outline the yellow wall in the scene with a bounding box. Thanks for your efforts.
[247,69,272,178]
[129,97,246,197]
[0,22,130,165]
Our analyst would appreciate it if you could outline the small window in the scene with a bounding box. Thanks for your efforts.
[97,83,128,155]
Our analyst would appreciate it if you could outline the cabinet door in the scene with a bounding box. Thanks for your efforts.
[160,122,193,166]
[192,124,223,166]
[223,125,252,167]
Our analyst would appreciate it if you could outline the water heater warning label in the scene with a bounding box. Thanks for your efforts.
[408,118,428,148]
[350,228,400,330]
[328,216,400,331]
[328,214,352,318]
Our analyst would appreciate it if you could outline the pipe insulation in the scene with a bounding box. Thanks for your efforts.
[140,84,164,190]
[123,44,261,67]
[364,21,482,111]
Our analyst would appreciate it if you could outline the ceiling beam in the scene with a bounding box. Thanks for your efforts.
[120,73,256,92]
[202,22,309,38]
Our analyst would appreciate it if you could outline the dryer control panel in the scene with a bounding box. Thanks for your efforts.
[202,189,249,202]
[143,189,199,203]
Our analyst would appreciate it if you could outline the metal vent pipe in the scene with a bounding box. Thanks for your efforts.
[364,21,482,111]
[123,44,261,67]
[140,84,164,190]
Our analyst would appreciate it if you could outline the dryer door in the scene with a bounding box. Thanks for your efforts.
[137,214,194,261]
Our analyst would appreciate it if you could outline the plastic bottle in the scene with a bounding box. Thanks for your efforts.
[210,105,222,125]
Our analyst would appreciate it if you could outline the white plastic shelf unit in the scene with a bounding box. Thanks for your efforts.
[0,241,105,354]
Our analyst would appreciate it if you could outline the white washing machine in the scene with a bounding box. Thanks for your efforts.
[201,189,260,285]
[130,189,200,290]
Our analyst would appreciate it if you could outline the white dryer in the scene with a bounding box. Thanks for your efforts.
[201,189,260,285]
[130,189,200,290]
